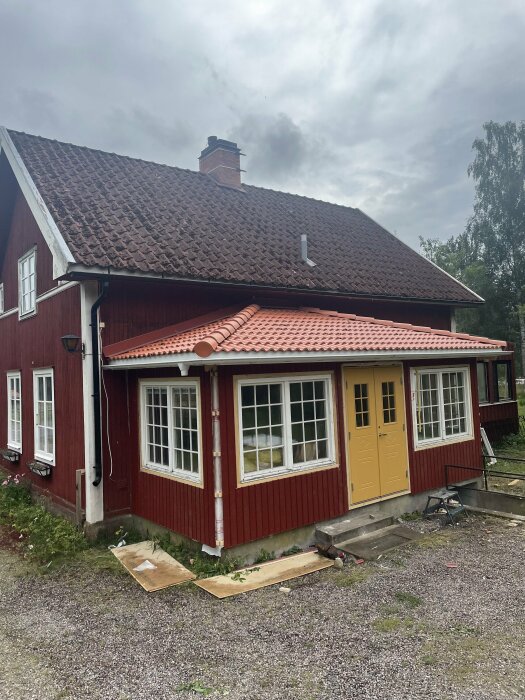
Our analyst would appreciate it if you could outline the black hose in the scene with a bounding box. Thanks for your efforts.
[91,281,109,486]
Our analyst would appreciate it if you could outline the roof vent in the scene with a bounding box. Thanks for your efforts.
[199,136,244,189]
[301,234,316,267]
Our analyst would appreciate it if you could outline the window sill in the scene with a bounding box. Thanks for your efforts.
[33,454,55,467]
[140,465,204,489]
[414,434,474,451]
[18,309,37,321]
[480,399,517,406]
[238,461,339,488]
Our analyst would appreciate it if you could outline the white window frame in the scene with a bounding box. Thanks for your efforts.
[0,283,4,314]
[7,371,22,452]
[237,373,336,484]
[411,366,473,449]
[33,368,55,465]
[139,378,203,485]
[18,248,37,318]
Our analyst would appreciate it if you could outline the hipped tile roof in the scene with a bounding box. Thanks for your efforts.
[106,305,505,361]
[8,129,481,304]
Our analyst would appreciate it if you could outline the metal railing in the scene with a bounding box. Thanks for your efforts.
[445,458,525,493]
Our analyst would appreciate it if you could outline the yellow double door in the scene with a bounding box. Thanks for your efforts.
[344,366,409,505]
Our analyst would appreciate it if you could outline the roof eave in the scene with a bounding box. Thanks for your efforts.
[104,347,509,371]
[64,263,484,308]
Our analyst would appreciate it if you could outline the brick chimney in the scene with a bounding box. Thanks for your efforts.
[199,136,243,189]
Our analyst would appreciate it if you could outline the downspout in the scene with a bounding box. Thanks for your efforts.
[91,281,109,487]
[204,367,224,556]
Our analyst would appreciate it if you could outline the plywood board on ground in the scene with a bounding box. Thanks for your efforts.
[112,541,196,591]
[195,551,333,599]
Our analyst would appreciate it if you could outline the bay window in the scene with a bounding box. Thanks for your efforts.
[412,367,472,447]
[140,380,202,484]
[237,374,336,482]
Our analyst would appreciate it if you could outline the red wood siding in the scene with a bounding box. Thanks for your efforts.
[479,402,519,443]
[218,363,348,549]
[0,190,54,310]
[404,360,483,493]
[103,366,215,544]
[0,285,84,506]
[100,278,454,348]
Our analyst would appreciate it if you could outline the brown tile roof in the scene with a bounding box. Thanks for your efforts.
[106,305,505,361]
[8,129,480,304]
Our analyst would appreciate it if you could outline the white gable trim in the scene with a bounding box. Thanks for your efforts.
[0,127,75,279]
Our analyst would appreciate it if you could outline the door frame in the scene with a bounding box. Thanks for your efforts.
[341,362,411,508]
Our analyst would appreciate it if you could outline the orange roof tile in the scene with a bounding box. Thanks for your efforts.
[106,306,506,361]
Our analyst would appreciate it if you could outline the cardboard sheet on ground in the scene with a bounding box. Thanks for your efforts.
[195,551,333,599]
[112,541,196,591]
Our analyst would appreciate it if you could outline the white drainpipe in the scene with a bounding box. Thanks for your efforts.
[202,367,224,556]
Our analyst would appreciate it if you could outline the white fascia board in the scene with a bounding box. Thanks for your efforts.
[105,347,510,370]
[0,128,75,279]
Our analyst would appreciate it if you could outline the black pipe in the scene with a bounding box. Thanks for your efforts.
[91,281,109,486]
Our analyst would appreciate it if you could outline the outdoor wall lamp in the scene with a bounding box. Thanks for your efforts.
[61,334,85,357]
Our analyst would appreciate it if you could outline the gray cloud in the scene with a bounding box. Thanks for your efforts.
[0,0,524,248]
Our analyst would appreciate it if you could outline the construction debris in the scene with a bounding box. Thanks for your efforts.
[112,541,196,591]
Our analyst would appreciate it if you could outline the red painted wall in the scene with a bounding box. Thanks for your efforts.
[102,366,215,544]
[100,277,454,348]
[0,189,84,509]
[218,363,348,549]
[404,359,483,493]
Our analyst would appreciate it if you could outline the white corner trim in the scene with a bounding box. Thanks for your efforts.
[81,280,104,524]
[0,127,75,279]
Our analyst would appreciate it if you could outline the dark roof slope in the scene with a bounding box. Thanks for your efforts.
[8,130,480,304]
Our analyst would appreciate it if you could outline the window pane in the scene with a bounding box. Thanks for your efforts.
[241,383,283,476]
[381,381,396,424]
[291,380,330,465]
[354,384,369,428]
[443,371,467,437]
[171,386,199,474]
[496,363,510,401]
[415,372,440,441]
[145,386,169,467]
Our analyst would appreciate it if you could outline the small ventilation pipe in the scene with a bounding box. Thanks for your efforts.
[301,233,316,267]
[202,367,224,557]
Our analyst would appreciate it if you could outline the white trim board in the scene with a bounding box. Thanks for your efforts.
[0,128,74,279]
[105,347,510,371]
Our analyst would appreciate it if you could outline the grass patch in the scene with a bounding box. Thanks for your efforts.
[395,591,422,608]
[0,474,87,566]
[400,511,421,521]
[417,529,459,549]
[373,616,405,632]
[331,566,372,588]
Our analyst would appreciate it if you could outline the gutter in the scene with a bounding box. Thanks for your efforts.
[91,281,109,487]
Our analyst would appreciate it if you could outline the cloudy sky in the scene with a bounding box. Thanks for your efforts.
[1,0,524,248]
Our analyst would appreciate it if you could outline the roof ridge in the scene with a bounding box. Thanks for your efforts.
[300,307,506,347]
[6,128,203,179]
[193,304,261,358]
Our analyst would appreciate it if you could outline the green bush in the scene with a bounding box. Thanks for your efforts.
[0,473,87,564]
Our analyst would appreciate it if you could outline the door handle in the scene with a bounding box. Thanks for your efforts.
[378,432,387,437]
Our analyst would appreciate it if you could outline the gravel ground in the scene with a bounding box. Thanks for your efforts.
[0,514,524,700]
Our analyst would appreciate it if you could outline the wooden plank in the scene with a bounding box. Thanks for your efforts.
[195,551,333,599]
[112,541,196,591]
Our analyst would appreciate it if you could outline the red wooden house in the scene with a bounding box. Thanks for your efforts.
[0,130,518,555]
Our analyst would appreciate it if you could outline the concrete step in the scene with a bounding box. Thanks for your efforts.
[315,513,394,545]
[338,524,422,560]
